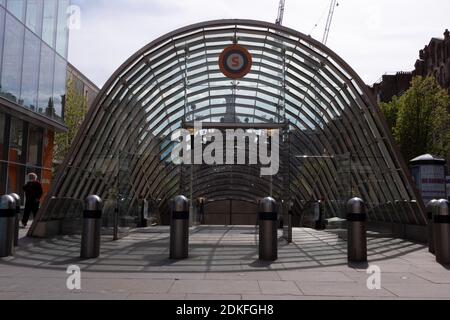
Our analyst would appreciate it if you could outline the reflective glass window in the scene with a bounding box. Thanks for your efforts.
[41,129,53,198]
[6,0,24,21]
[0,13,24,104]
[26,0,43,36]
[55,0,69,57]
[37,43,55,117]
[27,124,43,166]
[21,30,40,110]
[42,0,56,47]
[9,117,24,164]
[0,7,4,85]
[53,54,66,120]
[0,112,5,160]
[7,162,25,196]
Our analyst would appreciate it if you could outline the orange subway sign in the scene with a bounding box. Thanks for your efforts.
[219,44,253,79]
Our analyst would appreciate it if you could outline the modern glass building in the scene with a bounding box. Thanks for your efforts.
[0,0,70,200]
[28,20,426,238]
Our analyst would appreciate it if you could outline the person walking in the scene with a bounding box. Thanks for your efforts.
[21,173,43,228]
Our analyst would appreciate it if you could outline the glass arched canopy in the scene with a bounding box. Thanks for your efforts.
[30,20,425,236]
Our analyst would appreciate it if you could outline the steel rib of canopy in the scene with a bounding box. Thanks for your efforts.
[30,19,425,236]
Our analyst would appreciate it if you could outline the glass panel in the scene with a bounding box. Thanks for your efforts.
[0,7,5,74]
[9,117,24,164]
[21,30,40,110]
[37,43,55,117]
[0,112,5,160]
[7,163,25,197]
[42,0,56,47]
[27,124,43,167]
[53,54,66,120]
[55,0,69,57]
[41,129,53,199]
[6,0,24,21]
[0,13,24,104]
[26,0,43,36]
[7,117,25,197]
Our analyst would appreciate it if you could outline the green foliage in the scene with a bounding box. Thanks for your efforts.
[381,76,450,161]
[53,77,87,164]
[380,96,400,132]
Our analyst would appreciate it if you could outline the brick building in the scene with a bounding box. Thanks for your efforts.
[413,29,450,106]
[370,29,450,103]
[370,71,413,104]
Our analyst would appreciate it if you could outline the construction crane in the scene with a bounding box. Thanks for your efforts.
[275,0,285,26]
[322,0,338,45]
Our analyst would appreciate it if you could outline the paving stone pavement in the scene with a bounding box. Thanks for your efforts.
[0,226,449,300]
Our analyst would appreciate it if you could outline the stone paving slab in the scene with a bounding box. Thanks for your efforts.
[382,283,450,299]
[258,280,303,295]
[296,281,396,298]
[277,270,354,282]
[170,280,261,294]
[1,226,449,300]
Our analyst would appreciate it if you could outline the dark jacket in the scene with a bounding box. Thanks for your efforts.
[23,181,43,203]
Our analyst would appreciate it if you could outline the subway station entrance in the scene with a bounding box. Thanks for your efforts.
[28,19,425,239]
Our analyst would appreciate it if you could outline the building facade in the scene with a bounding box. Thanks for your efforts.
[414,29,450,100]
[370,29,450,103]
[0,0,70,201]
[67,62,99,111]
[370,72,413,104]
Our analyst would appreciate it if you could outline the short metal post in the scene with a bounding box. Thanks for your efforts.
[170,195,189,259]
[347,198,367,263]
[0,195,16,258]
[426,199,439,254]
[9,194,21,247]
[113,207,119,241]
[258,197,278,261]
[80,195,103,259]
[434,199,449,265]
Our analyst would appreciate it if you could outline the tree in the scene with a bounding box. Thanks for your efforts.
[53,77,87,166]
[380,96,400,132]
[381,76,450,162]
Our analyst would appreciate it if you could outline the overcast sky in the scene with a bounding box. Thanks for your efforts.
[69,0,450,89]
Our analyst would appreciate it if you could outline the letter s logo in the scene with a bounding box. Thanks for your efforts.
[232,56,240,68]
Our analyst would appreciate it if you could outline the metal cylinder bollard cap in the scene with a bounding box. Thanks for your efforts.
[9,193,20,203]
[259,197,277,213]
[0,195,16,210]
[85,195,103,211]
[347,197,365,214]
[427,199,439,209]
[173,195,189,212]
[426,199,439,218]
[436,199,449,217]
[10,193,20,210]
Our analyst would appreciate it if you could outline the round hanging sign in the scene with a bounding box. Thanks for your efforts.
[219,44,253,79]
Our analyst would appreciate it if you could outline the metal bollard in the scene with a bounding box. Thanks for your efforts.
[9,194,20,247]
[0,195,16,258]
[258,197,278,261]
[347,198,367,263]
[80,195,103,259]
[426,199,439,254]
[170,195,189,259]
[434,199,449,265]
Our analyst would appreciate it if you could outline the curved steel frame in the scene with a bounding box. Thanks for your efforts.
[29,19,425,236]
